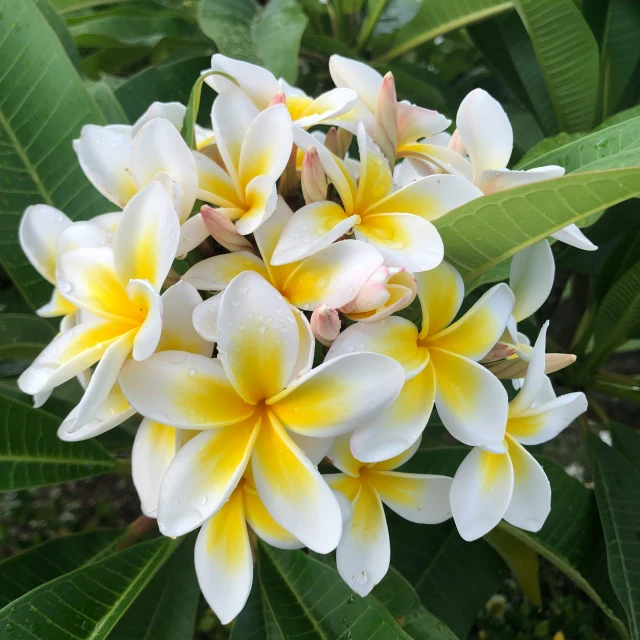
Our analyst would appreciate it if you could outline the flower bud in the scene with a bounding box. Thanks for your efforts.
[325,127,352,159]
[310,305,341,346]
[480,342,518,363]
[269,91,287,107]
[544,353,577,375]
[375,72,398,167]
[485,352,577,379]
[340,266,395,314]
[301,146,328,203]
[448,129,466,156]
[201,205,257,254]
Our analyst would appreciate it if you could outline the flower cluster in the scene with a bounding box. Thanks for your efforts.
[18,54,591,622]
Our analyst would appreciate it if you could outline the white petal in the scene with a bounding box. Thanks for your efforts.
[132,419,179,517]
[74,125,137,207]
[182,252,268,291]
[132,102,186,136]
[207,54,279,110]
[177,212,210,256]
[195,488,253,624]
[336,480,389,596]
[450,446,514,541]
[288,431,334,465]
[132,118,198,222]
[158,281,213,356]
[290,305,315,380]
[253,412,342,553]
[503,436,551,532]
[293,88,357,128]
[396,101,450,147]
[158,417,259,536]
[479,166,565,194]
[456,88,513,183]
[509,321,549,415]
[552,224,598,251]
[329,55,383,113]
[19,205,72,284]
[57,222,111,256]
[113,181,180,290]
[370,470,453,524]
[192,293,221,343]
[510,240,555,323]
[127,279,163,361]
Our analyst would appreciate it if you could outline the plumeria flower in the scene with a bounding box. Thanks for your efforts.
[450,322,588,540]
[118,271,405,552]
[18,181,180,432]
[187,87,293,243]
[325,435,452,595]
[182,197,386,343]
[328,55,455,165]
[204,54,357,130]
[57,280,212,447]
[271,125,482,272]
[446,89,596,251]
[194,465,304,623]
[327,261,514,461]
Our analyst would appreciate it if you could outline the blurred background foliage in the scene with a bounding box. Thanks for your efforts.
[0,0,639,638]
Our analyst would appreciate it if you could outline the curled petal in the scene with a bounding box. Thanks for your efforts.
[201,205,256,254]
[510,240,555,323]
[310,305,341,347]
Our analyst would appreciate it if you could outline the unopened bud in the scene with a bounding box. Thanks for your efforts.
[544,353,577,375]
[269,91,287,107]
[375,72,398,167]
[480,342,518,364]
[201,205,256,254]
[448,129,466,156]
[340,266,396,314]
[310,305,341,346]
[301,147,328,203]
[486,352,577,379]
[325,127,352,159]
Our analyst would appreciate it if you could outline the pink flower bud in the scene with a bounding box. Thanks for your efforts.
[201,205,256,254]
[480,342,518,363]
[340,266,395,314]
[269,91,287,107]
[448,129,467,156]
[325,127,352,159]
[301,146,328,203]
[375,72,398,167]
[310,305,341,346]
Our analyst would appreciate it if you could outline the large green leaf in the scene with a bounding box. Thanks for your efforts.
[517,116,640,172]
[432,167,640,282]
[33,0,82,72]
[514,0,599,132]
[587,260,640,370]
[0,314,55,360]
[0,0,112,311]
[594,439,640,640]
[109,536,200,640]
[599,0,640,120]
[87,80,130,125]
[0,393,117,490]
[0,537,179,639]
[232,542,411,639]
[374,0,514,62]
[49,0,127,12]
[0,530,125,607]
[198,0,308,83]
[115,56,213,125]
[611,422,640,472]
[373,568,460,639]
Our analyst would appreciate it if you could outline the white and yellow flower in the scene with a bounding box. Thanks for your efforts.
[325,435,452,595]
[271,125,482,271]
[204,54,357,130]
[118,271,405,554]
[327,261,514,461]
[187,88,293,242]
[450,322,588,541]
[18,181,180,431]
[182,197,386,342]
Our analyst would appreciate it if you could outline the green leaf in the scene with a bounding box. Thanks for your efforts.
[49,0,127,12]
[252,0,308,84]
[87,79,130,125]
[233,542,411,639]
[594,439,640,640]
[484,527,541,607]
[464,259,511,294]
[373,567,460,639]
[374,0,514,62]
[32,0,82,72]
[109,535,200,640]
[516,116,640,172]
[611,422,640,472]
[0,314,55,360]
[0,393,117,491]
[181,70,217,149]
[599,0,640,120]
[514,0,599,132]
[0,530,125,607]
[199,0,307,83]
[0,0,112,311]
[115,56,214,125]
[432,167,640,283]
[0,537,179,639]
[588,260,640,370]
[598,104,640,130]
